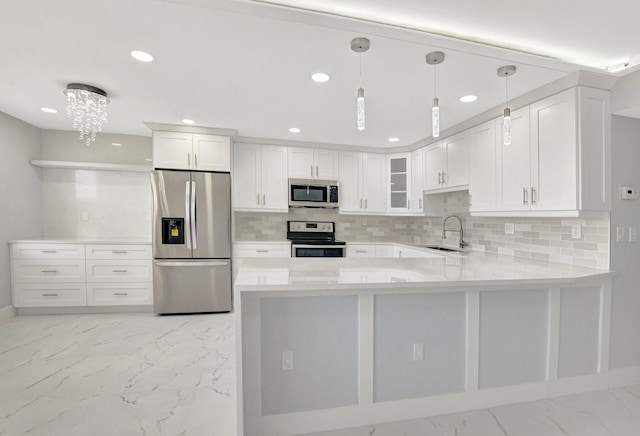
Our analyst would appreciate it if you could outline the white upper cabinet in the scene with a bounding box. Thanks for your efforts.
[153,131,230,171]
[338,152,386,214]
[483,86,610,216]
[387,153,411,213]
[233,143,288,212]
[423,132,470,192]
[411,149,424,214]
[288,147,339,180]
[468,120,497,212]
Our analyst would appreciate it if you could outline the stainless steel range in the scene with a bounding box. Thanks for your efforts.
[287,221,346,258]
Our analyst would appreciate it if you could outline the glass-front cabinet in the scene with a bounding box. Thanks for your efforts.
[386,153,411,213]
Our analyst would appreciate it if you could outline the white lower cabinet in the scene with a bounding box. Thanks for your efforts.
[234,242,292,258]
[346,244,376,258]
[11,242,152,308]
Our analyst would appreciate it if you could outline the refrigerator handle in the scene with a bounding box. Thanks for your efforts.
[191,180,197,249]
[185,180,192,249]
[155,260,229,267]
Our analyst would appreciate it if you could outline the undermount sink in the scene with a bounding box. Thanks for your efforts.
[421,245,463,252]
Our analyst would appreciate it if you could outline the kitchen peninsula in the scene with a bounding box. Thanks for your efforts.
[235,251,612,436]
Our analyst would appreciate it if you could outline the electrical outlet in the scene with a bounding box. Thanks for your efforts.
[629,227,637,242]
[282,351,294,371]
[571,224,582,239]
[617,226,625,242]
[81,211,89,221]
[504,223,514,235]
[413,343,425,361]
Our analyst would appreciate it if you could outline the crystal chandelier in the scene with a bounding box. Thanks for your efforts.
[64,83,108,146]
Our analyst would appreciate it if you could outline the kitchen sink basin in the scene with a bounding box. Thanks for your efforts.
[421,245,463,252]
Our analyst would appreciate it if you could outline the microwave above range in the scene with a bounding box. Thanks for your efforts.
[288,178,339,208]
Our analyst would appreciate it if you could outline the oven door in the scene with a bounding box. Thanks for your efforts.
[289,183,329,207]
[291,244,345,258]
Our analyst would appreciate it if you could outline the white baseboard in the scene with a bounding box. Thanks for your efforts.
[16,305,153,316]
[608,366,640,388]
[0,305,17,323]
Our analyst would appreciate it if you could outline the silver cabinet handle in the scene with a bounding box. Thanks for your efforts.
[187,152,191,167]
[113,292,129,296]
[111,250,127,254]
[531,187,537,205]
[256,249,269,253]
[112,270,128,273]
[316,166,319,177]
[311,165,314,177]
[41,270,57,273]
[419,198,422,209]
[262,194,266,205]
[40,250,58,253]
[523,187,529,205]
[256,194,260,205]
[42,293,58,297]
[408,199,410,209]
[194,153,198,168]
[365,198,368,209]
[442,172,447,184]
[355,250,367,253]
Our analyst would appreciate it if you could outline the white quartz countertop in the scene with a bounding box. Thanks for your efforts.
[10,238,151,245]
[235,251,611,293]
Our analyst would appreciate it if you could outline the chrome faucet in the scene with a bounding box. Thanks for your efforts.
[442,215,468,249]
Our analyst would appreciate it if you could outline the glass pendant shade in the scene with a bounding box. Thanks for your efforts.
[357,87,365,131]
[503,107,512,145]
[432,97,440,138]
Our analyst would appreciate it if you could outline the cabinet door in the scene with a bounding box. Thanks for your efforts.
[497,107,531,211]
[411,149,424,213]
[423,143,444,191]
[153,131,192,170]
[233,143,262,210]
[387,154,410,213]
[193,134,231,172]
[530,88,577,211]
[362,153,386,213]
[444,132,470,188]
[288,147,316,178]
[261,146,289,211]
[469,120,497,212]
[338,151,363,212]
[315,149,339,180]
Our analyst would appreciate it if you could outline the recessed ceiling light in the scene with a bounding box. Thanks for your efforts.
[131,50,154,62]
[182,119,195,125]
[112,142,122,147]
[460,95,478,103]
[40,107,57,114]
[388,137,400,142]
[289,127,301,133]
[311,73,330,83]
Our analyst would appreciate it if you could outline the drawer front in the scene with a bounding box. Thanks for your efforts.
[86,260,152,282]
[234,246,291,258]
[346,245,376,258]
[12,260,85,283]
[87,283,152,306]
[12,243,85,260]
[13,283,87,307]
[85,244,152,260]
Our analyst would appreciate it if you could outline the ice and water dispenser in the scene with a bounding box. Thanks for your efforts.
[161,218,185,244]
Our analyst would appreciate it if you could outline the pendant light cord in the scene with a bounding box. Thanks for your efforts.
[434,64,437,97]
[505,74,509,109]
[359,53,363,87]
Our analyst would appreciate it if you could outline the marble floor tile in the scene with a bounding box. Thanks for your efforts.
[0,313,237,436]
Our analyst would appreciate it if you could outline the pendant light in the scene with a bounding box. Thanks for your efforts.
[497,65,517,145]
[426,51,445,138]
[351,37,370,131]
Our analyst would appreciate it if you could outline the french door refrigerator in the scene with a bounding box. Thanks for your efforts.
[151,170,232,314]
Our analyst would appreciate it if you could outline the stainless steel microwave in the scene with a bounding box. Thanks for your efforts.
[288,178,339,208]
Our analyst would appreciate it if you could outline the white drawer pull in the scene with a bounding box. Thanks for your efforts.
[42,293,58,297]
[41,270,58,273]
[111,250,128,254]
[112,269,128,273]
[40,250,58,253]
[113,292,129,296]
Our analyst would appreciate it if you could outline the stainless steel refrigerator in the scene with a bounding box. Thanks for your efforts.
[151,170,232,314]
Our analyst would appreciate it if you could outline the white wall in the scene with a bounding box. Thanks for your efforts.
[609,115,640,369]
[41,131,152,240]
[0,112,42,309]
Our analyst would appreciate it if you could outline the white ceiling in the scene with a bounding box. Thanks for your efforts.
[0,0,635,148]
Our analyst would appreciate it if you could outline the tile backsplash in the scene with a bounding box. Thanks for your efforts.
[235,190,609,269]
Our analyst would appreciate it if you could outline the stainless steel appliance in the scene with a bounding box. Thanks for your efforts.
[287,221,346,257]
[151,170,232,314]
[288,178,339,208]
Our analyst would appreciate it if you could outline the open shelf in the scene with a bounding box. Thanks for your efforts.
[31,160,152,173]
